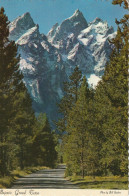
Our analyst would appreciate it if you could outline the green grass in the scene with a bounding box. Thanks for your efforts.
[0,166,48,188]
[67,175,128,189]
[0,176,13,188]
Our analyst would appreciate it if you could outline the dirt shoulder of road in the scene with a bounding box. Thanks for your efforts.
[0,166,48,189]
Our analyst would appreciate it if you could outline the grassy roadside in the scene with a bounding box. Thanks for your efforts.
[0,166,48,189]
[67,176,128,189]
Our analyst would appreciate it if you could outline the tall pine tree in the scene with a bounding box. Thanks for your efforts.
[32,113,57,168]
[56,66,82,134]
[64,77,99,178]
[0,7,23,175]
[93,6,128,175]
[0,7,36,174]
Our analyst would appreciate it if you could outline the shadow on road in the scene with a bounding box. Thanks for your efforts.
[12,165,79,189]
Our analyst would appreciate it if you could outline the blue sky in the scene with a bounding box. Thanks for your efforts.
[0,0,127,34]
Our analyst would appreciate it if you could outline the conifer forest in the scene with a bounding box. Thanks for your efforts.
[0,0,128,188]
[56,0,128,178]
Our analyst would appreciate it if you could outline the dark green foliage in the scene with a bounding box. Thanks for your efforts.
[0,8,58,176]
[9,91,35,170]
[94,11,128,176]
[0,7,23,175]
[63,77,99,178]
[56,66,82,134]
[56,6,128,177]
[32,113,57,168]
[0,7,38,174]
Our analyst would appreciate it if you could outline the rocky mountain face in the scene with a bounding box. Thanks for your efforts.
[9,10,116,127]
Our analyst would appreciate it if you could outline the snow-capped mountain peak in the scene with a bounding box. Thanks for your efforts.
[47,9,88,44]
[16,25,39,45]
[77,18,115,75]
[9,10,116,127]
[47,23,59,43]
[91,17,103,25]
[9,12,35,41]
[68,9,86,21]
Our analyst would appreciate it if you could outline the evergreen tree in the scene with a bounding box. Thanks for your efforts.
[93,9,128,175]
[56,66,82,134]
[0,7,36,174]
[32,113,57,168]
[56,0,128,178]
[64,77,98,178]
[9,90,35,170]
[0,7,23,175]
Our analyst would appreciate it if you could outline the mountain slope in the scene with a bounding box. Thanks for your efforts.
[9,10,116,126]
[48,14,116,77]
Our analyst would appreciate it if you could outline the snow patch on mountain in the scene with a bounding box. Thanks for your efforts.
[88,74,101,88]
[9,10,116,127]
[16,26,39,45]
[9,12,35,41]
[47,13,115,79]
[47,9,88,45]
[77,18,115,75]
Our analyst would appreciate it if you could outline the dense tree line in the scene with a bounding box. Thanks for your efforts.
[56,1,128,178]
[0,7,57,177]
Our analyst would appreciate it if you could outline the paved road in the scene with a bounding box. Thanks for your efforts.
[12,165,78,189]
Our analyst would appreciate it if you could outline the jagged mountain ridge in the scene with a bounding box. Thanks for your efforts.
[9,10,116,126]
[47,10,115,77]
[47,9,88,44]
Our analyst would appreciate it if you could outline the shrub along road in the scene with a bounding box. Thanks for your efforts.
[11,165,78,189]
